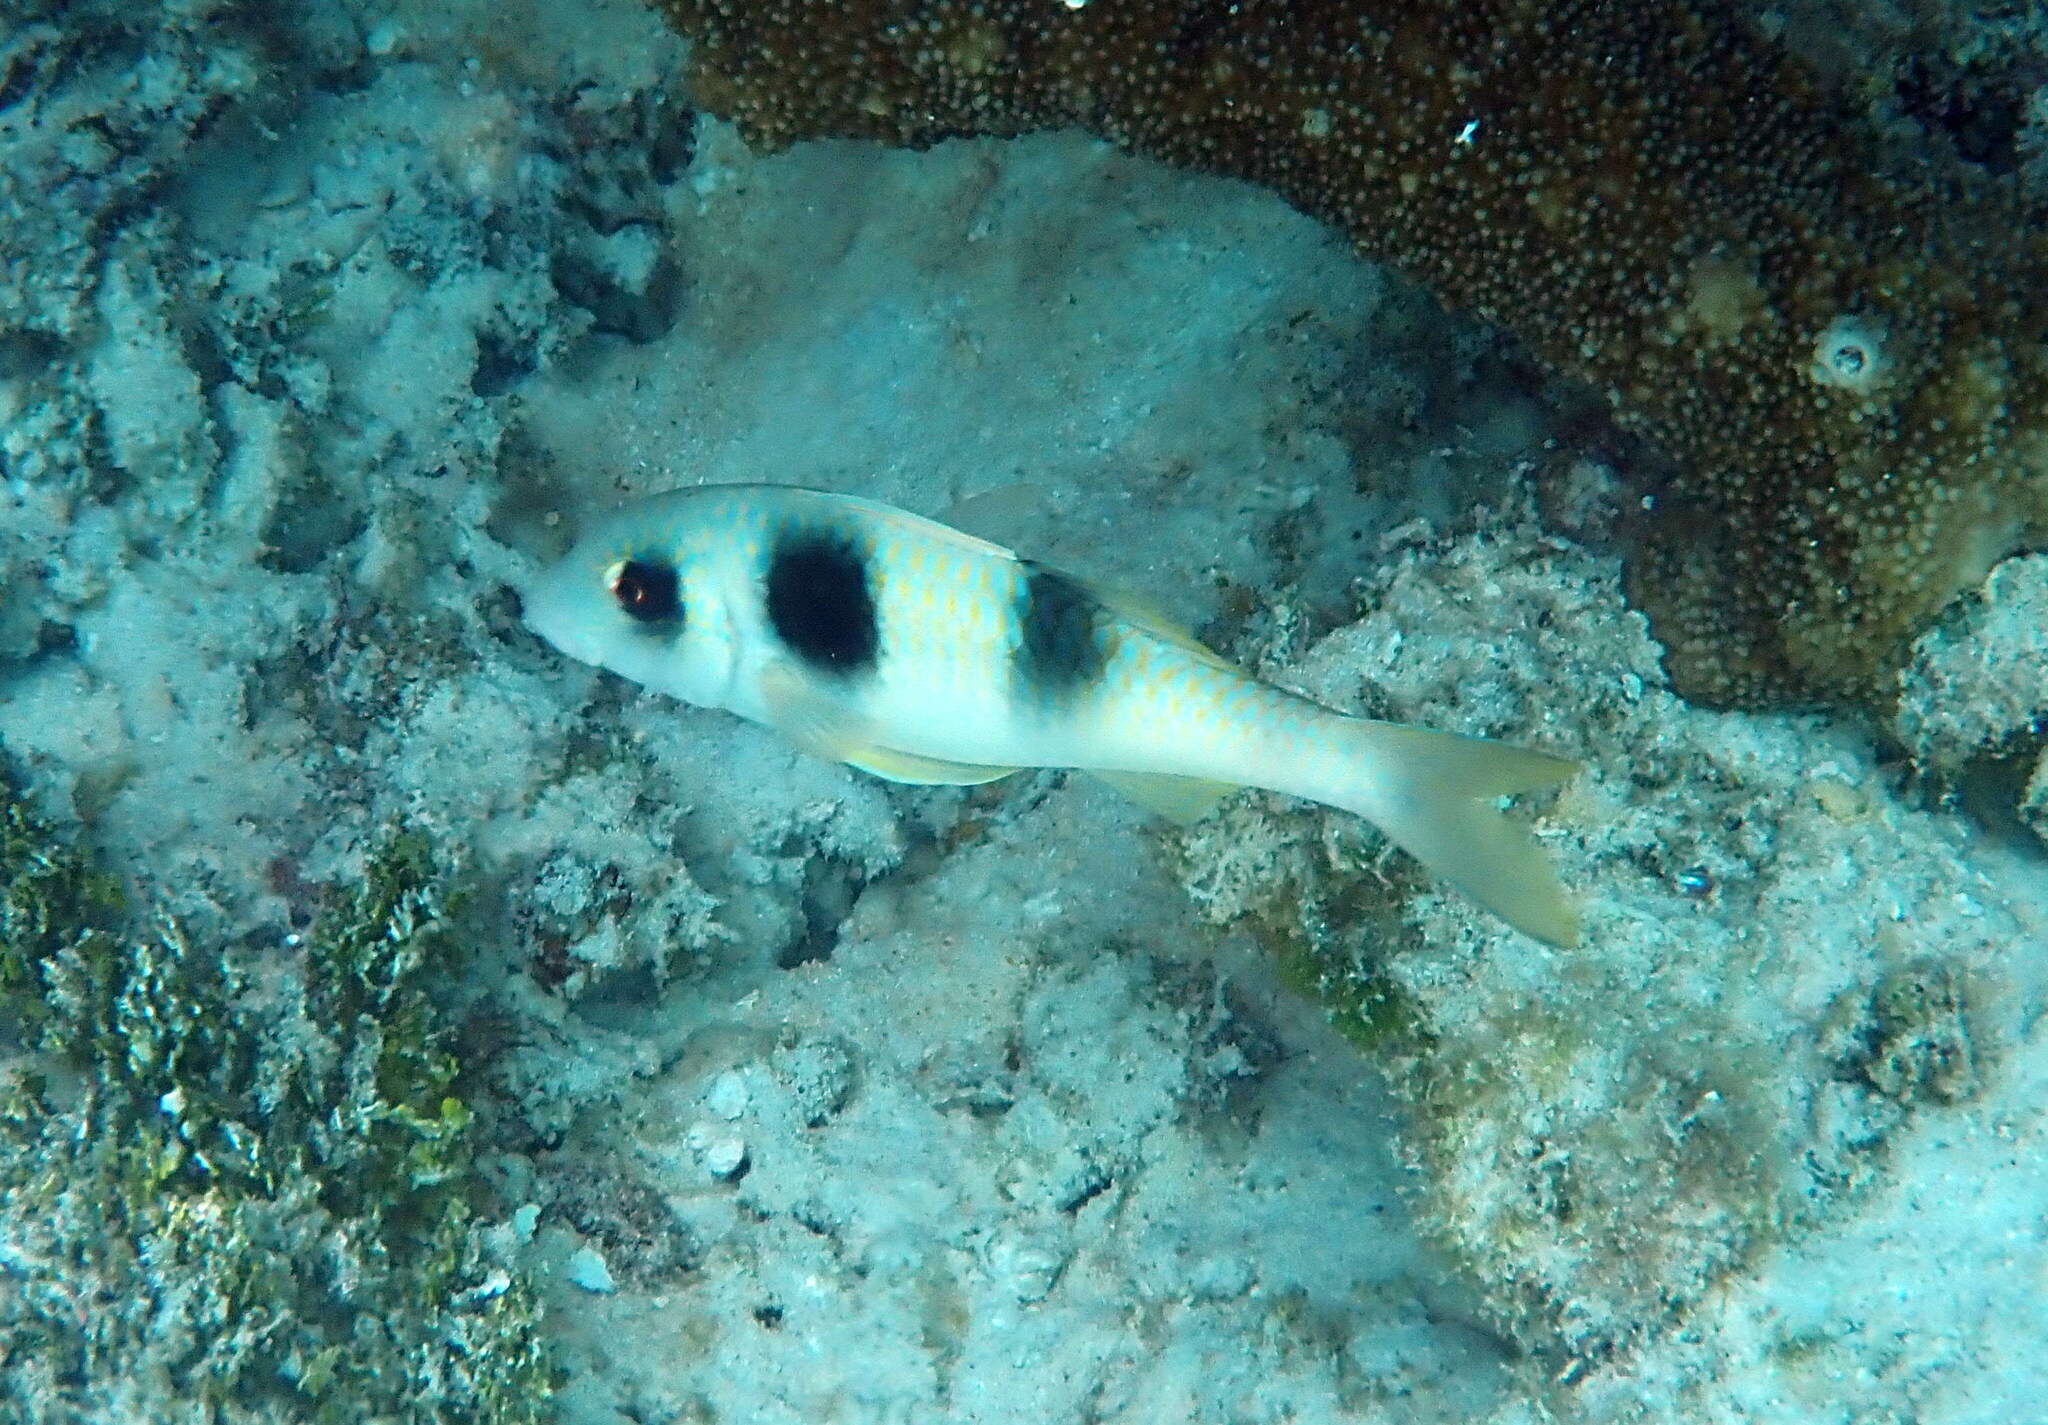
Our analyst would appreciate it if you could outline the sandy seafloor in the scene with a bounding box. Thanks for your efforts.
[2,1,2046,1421]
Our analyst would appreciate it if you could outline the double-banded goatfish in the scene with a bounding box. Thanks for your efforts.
[522,485,1579,945]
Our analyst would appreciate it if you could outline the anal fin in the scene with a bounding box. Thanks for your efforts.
[1091,769,1237,826]
[843,745,1020,786]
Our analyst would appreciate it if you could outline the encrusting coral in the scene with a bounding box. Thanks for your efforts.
[650,0,2048,710]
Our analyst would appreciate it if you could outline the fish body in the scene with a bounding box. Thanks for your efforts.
[522,484,1579,945]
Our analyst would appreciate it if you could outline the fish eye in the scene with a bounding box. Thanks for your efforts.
[606,557,683,625]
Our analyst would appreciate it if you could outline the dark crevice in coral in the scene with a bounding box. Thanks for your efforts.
[1949,737,2048,852]
[472,331,539,397]
[1894,54,2034,173]
[0,329,64,382]
[0,53,33,115]
[553,247,686,345]
[775,854,866,969]
[256,469,365,574]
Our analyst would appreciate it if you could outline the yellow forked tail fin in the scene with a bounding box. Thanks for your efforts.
[1337,721,1580,947]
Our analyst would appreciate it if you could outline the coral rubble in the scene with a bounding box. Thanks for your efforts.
[1176,516,2034,1398]
[652,0,2048,709]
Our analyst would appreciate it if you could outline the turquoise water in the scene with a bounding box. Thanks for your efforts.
[0,3,2043,1422]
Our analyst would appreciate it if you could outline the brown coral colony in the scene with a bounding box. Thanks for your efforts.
[654,0,2047,710]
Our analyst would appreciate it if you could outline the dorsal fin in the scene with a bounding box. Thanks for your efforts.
[1072,575,1236,671]
[789,485,1020,561]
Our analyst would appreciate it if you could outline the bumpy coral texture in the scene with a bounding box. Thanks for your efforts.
[653,0,2048,709]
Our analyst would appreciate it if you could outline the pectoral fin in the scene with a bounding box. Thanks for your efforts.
[758,660,1020,786]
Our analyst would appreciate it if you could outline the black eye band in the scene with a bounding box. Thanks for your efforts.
[610,557,683,626]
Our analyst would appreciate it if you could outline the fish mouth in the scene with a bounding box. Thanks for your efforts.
[518,564,607,667]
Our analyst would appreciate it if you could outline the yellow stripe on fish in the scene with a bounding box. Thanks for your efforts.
[521,484,1580,945]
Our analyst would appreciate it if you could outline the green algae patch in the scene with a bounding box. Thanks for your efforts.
[0,771,556,1425]
[1249,899,1433,1059]
[1175,798,1436,1060]
[0,779,123,1038]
